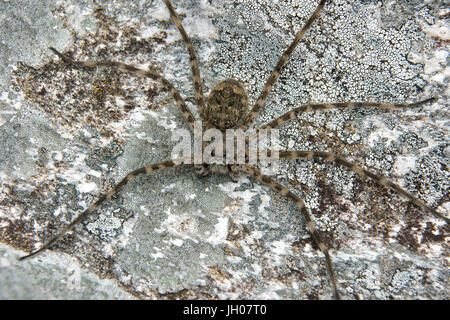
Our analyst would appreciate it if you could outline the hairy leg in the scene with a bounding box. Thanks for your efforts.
[240,164,341,299]
[163,0,207,120]
[49,47,197,132]
[272,150,448,222]
[19,158,192,260]
[258,98,436,130]
[240,0,327,130]
[240,98,436,156]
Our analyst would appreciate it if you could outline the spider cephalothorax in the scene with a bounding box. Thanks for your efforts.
[19,0,447,300]
[205,79,249,130]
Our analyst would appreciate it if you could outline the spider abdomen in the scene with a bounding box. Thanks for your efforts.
[205,78,248,129]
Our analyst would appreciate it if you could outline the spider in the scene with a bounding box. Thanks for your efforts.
[18,0,448,299]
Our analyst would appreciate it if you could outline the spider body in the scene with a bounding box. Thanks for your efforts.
[206,79,249,130]
[16,0,448,300]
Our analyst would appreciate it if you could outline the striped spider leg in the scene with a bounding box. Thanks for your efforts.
[236,0,446,298]
[19,158,193,260]
[17,0,445,300]
[47,47,197,132]
[239,0,327,131]
[240,164,341,299]
[19,0,208,261]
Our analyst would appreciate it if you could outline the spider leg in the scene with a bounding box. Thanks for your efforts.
[259,98,437,130]
[240,164,341,300]
[275,150,449,223]
[19,158,192,261]
[163,0,207,120]
[240,0,326,130]
[48,47,197,132]
[240,98,436,156]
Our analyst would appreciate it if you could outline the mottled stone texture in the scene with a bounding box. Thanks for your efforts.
[0,0,448,299]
